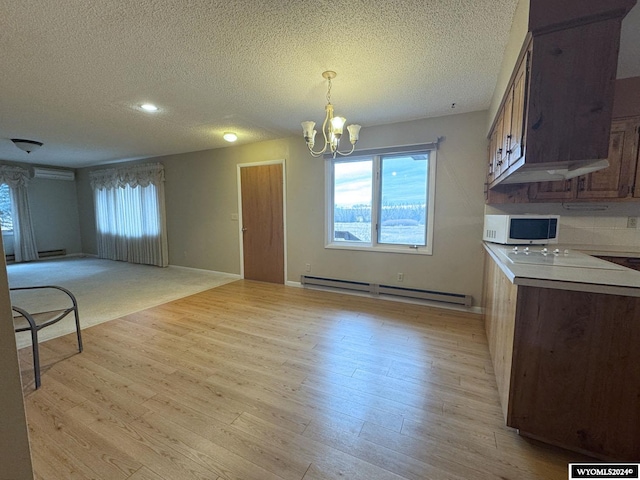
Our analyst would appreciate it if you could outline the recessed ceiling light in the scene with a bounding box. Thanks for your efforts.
[140,103,159,112]
[223,132,238,142]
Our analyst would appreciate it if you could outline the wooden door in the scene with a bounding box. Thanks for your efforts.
[530,179,575,201]
[487,128,498,186]
[493,111,505,178]
[629,120,640,199]
[509,52,528,166]
[576,123,630,199]
[500,87,513,169]
[240,163,284,284]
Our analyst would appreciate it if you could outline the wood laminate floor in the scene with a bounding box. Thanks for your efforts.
[19,280,589,479]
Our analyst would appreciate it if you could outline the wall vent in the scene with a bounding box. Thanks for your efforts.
[300,275,472,307]
[33,167,75,181]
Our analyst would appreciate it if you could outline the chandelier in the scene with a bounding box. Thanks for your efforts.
[301,71,361,158]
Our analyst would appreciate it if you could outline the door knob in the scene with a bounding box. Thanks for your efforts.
[242,227,247,232]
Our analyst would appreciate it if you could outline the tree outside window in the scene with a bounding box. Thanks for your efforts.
[327,148,436,254]
[0,184,13,232]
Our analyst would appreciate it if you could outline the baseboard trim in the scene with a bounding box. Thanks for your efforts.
[296,280,482,315]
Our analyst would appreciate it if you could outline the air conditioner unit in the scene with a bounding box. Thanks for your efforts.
[32,167,75,181]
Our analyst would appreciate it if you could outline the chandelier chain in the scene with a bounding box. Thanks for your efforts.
[326,78,332,104]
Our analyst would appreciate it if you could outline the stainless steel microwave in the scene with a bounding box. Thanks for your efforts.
[483,214,560,245]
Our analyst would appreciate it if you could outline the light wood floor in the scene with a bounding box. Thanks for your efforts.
[19,280,589,480]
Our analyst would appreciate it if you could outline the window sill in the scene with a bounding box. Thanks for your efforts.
[325,242,433,255]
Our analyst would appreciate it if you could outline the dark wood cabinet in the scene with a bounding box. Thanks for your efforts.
[528,116,640,202]
[483,251,640,460]
[486,0,636,199]
[508,55,527,167]
[577,121,636,199]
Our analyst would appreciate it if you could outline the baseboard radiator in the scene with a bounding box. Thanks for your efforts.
[6,248,67,262]
[300,275,472,307]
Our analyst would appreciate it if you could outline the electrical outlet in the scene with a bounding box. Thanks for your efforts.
[627,217,638,228]
[397,273,404,282]
[305,263,311,272]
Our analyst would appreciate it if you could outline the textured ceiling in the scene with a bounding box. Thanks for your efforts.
[0,0,638,168]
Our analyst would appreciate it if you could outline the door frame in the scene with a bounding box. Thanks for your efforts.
[236,159,287,282]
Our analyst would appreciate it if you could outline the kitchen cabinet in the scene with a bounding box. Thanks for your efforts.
[596,255,640,272]
[483,248,640,460]
[529,116,640,201]
[487,50,528,187]
[486,1,635,191]
[481,250,517,420]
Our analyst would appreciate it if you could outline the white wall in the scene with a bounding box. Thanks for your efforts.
[29,177,82,254]
[1,165,82,257]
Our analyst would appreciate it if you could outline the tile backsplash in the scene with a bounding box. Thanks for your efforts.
[485,203,640,249]
[559,216,640,247]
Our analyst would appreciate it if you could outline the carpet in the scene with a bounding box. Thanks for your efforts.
[8,256,239,348]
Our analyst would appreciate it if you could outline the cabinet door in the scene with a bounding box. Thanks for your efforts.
[530,179,575,200]
[487,128,498,185]
[525,19,620,164]
[577,119,635,199]
[632,122,640,199]
[493,111,505,178]
[509,52,528,166]
[501,87,513,168]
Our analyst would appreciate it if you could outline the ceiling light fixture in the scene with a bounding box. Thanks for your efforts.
[140,103,159,112]
[301,71,361,158]
[11,138,43,154]
[223,132,238,142]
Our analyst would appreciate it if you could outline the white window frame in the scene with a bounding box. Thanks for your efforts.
[325,144,437,255]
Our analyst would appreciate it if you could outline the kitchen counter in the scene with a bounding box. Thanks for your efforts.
[483,242,640,297]
[482,244,640,460]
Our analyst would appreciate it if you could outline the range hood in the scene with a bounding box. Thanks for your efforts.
[496,158,610,185]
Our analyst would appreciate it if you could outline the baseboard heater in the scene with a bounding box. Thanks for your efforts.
[300,275,472,307]
[6,248,67,262]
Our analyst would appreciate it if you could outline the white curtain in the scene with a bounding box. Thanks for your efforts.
[0,165,39,262]
[89,163,168,267]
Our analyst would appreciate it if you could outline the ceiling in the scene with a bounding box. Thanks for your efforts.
[1,1,639,169]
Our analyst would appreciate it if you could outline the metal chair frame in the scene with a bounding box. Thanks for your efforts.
[11,285,83,389]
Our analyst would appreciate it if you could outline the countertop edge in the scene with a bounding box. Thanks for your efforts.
[483,243,640,297]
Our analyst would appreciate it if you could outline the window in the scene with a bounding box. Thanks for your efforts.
[0,183,13,232]
[90,163,168,267]
[327,147,436,254]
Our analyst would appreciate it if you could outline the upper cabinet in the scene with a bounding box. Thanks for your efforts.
[530,117,640,201]
[486,0,637,194]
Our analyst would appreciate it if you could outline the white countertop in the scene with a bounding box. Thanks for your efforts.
[484,242,640,297]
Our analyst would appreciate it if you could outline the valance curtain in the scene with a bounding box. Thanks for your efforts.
[0,165,39,262]
[89,163,168,267]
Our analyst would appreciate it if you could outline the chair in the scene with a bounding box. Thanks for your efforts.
[11,285,83,389]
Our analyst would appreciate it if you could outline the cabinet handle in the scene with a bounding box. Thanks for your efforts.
[507,150,512,155]
[497,148,502,155]
[507,134,512,139]
[579,178,585,191]
[497,160,503,166]
[566,180,572,191]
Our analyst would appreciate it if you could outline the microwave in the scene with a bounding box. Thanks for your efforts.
[483,214,560,245]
